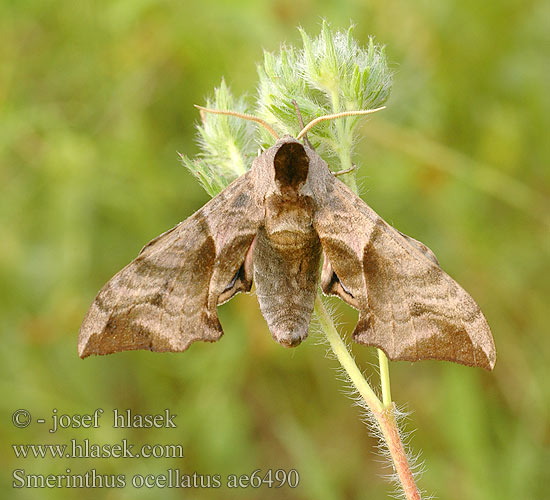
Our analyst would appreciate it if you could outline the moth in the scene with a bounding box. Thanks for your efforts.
[79,107,496,370]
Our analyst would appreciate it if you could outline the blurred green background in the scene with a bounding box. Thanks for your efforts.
[1,0,549,498]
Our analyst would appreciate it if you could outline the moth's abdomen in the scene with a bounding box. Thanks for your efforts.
[253,227,321,347]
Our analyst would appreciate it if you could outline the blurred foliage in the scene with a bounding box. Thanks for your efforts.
[181,79,257,196]
[1,1,549,499]
[182,22,392,196]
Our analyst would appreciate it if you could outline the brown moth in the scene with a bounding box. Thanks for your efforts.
[79,119,496,370]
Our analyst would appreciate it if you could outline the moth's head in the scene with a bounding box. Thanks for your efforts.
[272,138,310,193]
[254,136,328,200]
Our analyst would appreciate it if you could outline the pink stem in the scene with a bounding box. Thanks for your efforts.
[376,405,421,500]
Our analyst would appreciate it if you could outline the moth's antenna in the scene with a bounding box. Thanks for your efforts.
[291,100,313,149]
[194,105,280,140]
[296,107,386,140]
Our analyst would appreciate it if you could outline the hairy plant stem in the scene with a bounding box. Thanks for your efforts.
[329,91,358,193]
[378,349,392,408]
[314,295,420,500]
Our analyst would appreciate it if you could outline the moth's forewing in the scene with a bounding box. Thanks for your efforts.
[312,160,496,370]
[78,173,264,358]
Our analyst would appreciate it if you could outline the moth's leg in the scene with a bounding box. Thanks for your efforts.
[332,164,357,177]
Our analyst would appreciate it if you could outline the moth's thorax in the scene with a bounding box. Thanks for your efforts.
[263,192,316,249]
